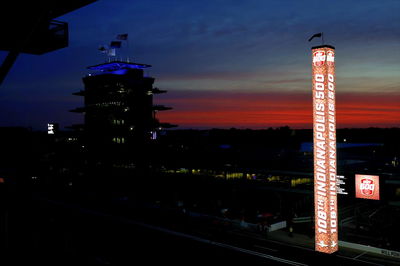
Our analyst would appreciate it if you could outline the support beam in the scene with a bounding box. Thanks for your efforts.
[0,50,20,86]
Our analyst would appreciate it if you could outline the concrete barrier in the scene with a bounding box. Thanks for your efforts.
[339,240,400,259]
[269,221,287,232]
[293,217,312,223]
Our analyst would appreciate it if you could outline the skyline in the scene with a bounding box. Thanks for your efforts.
[0,0,399,130]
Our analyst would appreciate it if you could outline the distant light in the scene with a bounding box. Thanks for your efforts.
[48,123,59,135]
[48,123,55,134]
[150,131,157,140]
[32,176,38,180]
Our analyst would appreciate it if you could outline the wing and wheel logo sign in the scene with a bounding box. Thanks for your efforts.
[313,51,326,66]
[360,178,375,196]
[356,175,380,200]
[327,51,334,66]
[313,50,334,67]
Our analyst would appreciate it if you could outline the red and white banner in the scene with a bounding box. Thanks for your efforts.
[312,45,338,254]
[355,174,380,200]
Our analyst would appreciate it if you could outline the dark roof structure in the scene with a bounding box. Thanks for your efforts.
[0,0,97,85]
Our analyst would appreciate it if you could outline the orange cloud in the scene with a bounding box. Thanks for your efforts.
[156,91,400,129]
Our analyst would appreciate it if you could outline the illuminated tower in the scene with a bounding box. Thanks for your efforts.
[312,45,338,253]
[71,61,172,170]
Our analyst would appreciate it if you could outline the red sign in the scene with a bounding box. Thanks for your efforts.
[356,174,380,200]
[327,51,334,66]
[313,51,326,66]
[312,45,338,254]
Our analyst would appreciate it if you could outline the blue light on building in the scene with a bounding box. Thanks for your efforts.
[87,61,151,72]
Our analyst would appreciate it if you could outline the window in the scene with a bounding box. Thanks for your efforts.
[112,137,125,144]
[112,119,125,125]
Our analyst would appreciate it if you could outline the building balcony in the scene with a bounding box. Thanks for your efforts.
[152,87,167,94]
[153,105,172,111]
[157,122,178,129]
[72,90,85,96]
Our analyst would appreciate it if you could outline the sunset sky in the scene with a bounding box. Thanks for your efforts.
[0,0,399,129]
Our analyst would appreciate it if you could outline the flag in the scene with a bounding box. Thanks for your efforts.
[110,41,122,48]
[116,33,128,40]
[308,33,322,42]
[108,48,116,57]
[98,45,108,53]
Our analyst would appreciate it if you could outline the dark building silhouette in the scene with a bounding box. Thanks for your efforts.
[71,60,173,173]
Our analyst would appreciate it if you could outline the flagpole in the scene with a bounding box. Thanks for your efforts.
[115,34,129,61]
[126,35,130,62]
[322,32,324,45]
[127,38,130,62]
